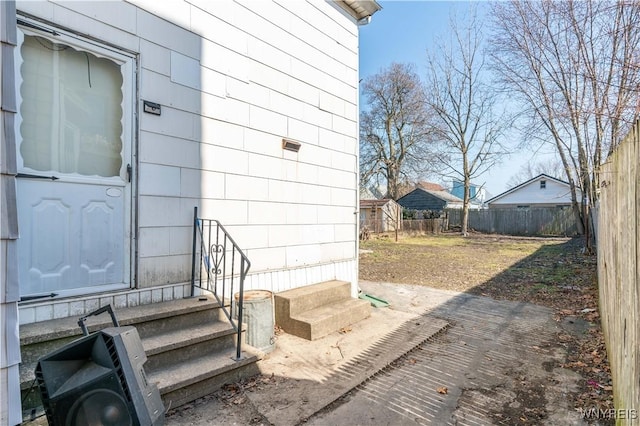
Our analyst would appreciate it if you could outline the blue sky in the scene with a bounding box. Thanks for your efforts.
[357,1,538,196]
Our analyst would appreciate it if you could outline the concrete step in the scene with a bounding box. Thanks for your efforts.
[133,299,227,338]
[280,298,371,341]
[143,321,239,372]
[19,294,261,421]
[19,296,222,387]
[20,295,222,344]
[150,350,260,410]
[274,280,351,318]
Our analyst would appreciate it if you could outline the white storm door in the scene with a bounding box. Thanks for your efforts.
[17,180,127,297]
[16,28,134,299]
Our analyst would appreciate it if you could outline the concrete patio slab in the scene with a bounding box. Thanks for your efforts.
[166,280,589,425]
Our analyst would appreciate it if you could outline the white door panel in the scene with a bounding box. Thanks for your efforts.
[18,179,127,297]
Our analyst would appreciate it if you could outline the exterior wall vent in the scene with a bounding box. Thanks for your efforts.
[282,138,301,152]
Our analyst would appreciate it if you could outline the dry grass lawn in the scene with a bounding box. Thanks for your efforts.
[359,232,612,415]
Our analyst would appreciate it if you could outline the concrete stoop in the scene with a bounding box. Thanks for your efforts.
[274,280,371,340]
[19,295,259,422]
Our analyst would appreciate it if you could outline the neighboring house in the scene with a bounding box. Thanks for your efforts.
[359,185,384,200]
[415,181,446,192]
[451,180,487,206]
[397,184,464,212]
[0,0,381,422]
[359,199,402,232]
[486,174,580,209]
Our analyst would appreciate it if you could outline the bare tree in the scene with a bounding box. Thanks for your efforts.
[359,63,433,200]
[490,1,640,240]
[426,9,508,236]
[505,158,566,189]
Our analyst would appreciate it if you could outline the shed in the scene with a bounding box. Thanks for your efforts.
[359,199,402,232]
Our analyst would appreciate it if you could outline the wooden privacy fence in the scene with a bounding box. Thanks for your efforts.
[402,218,448,234]
[597,120,640,420]
[360,217,400,233]
[446,207,579,236]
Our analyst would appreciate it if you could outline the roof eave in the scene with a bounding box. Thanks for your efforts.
[334,0,382,22]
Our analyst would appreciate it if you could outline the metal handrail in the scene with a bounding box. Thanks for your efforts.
[190,206,251,360]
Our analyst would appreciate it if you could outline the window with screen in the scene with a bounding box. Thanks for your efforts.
[19,34,124,178]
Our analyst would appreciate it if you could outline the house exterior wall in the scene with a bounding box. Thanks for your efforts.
[451,180,474,200]
[488,177,575,209]
[15,0,361,324]
[1,2,22,423]
[488,202,571,209]
[452,180,487,204]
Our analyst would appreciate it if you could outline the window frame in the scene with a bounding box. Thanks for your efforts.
[14,20,136,186]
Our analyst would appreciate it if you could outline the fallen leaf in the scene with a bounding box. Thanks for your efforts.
[437,386,448,394]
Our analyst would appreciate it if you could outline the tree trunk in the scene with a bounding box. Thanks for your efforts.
[461,176,470,237]
[570,199,585,235]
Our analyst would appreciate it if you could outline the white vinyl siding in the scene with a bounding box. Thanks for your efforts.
[130,0,360,287]
[489,177,577,208]
[16,0,361,318]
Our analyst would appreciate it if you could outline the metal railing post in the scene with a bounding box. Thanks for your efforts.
[236,257,246,360]
[191,208,251,362]
[190,206,198,297]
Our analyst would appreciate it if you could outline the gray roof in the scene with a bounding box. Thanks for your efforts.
[397,188,463,211]
[425,189,463,203]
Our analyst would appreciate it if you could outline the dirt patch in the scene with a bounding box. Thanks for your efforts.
[360,232,613,418]
[495,379,548,425]
[165,376,274,426]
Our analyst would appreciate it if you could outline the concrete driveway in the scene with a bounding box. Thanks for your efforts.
[306,281,585,425]
[166,280,589,425]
